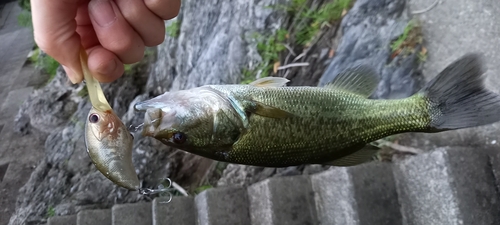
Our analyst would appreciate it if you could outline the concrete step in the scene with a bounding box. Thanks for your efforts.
[195,186,250,225]
[311,162,401,225]
[153,196,196,225]
[393,147,500,225]
[248,175,317,225]
[77,209,111,225]
[0,87,33,124]
[112,202,152,225]
[47,214,76,225]
[44,147,500,225]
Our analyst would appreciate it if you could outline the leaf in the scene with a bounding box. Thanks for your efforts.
[329,49,335,58]
[421,46,427,55]
[273,62,280,74]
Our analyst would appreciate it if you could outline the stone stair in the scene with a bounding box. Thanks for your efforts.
[47,147,500,225]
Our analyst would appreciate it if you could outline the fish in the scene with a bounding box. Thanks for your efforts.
[135,53,500,167]
[80,48,140,190]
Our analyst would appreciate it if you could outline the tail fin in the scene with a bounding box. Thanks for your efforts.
[419,53,500,130]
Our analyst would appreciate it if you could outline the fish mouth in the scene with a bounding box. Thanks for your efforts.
[142,108,162,137]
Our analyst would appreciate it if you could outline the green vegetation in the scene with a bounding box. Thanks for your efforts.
[29,48,60,83]
[18,0,31,11]
[77,84,89,97]
[289,0,352,46]
[390,19,426,61]
[194,185,213,194]
[17,0,32,28]
[123,48,155,77]
[242,29,289,84]
[390,20,417,52]
[28,48,40,63]
[124,64,134,73]
[39,55,60,82]
[166,20,181,38]
[241,0,353,83]
[46,205,55,218]
[417,47,428,62]
[17,10,32,28]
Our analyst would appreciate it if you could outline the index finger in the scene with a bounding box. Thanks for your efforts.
[31,0,88,83]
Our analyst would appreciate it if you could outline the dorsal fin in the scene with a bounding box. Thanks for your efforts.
[324,65,380,98]
[249,77,290,87]
[323,145,379,167]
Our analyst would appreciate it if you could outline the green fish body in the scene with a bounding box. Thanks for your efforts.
[136,54,500,167]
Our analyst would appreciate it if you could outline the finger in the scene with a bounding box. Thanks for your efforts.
[31,0,87,83]
[88,0,145,64]
[115,0,165,46]
[86,46,124,83]
[144,0,181,20]
[76,24,99,49]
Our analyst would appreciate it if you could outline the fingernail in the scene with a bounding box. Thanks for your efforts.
[97,58,118,76]
[89,0,117,27]
[63,65,80,84]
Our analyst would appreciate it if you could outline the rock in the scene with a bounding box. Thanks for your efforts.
[147,0,289,94]
[319,0,425,100]
[8,0,299,223]
[14,67,84,134]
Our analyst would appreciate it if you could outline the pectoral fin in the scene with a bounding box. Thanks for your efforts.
[323,145,379,167]
[248,101,295,119]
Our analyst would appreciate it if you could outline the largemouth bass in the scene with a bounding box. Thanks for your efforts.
[136,53,500,167]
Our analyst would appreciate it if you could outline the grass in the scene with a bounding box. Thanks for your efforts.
[122,48,155,77]
[291,0,352,46]
[242,29,289,84]
[28,48,40,64]
[45,205,55,218]
[29,47,60,83]
[29,48,60,81]
[390,19,426,60]
[390,20,417,52]
[39,55,60,82]
[194,185,213,194]
[77,84,88,97]
[166,20,181,38]
[241,0,353,83]
[17,10,32,28]
[17,0,32,27]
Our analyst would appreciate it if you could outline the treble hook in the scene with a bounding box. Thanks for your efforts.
[138,178,174,204]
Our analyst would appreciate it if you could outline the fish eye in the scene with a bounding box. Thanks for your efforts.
[89,114,99,123]
[172,132,186,144]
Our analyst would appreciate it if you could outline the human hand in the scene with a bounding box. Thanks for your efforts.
[31,0,181,83]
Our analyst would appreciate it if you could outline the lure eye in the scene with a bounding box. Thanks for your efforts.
[89,114,99,123]
[172,132,186,144]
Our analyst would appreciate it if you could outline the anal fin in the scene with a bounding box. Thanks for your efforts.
[323,145,379,167]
